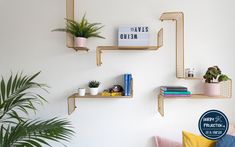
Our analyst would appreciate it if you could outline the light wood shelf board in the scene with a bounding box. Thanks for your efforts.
[96,28,163,66]
[68,79,134,115]
[97,46,160,50]
[178,77,202,80]
[159,94,229,99]
[160,12,184,78]
[68,96,76,115]
[66,0,74,48]
[69,93,133,99]
[157,12,232,116]
[67,46,89,51]
[68,93,133,115]
[158,91,231,117]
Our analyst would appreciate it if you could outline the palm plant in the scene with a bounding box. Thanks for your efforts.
[52,14,105,39]
[0,72,74,147]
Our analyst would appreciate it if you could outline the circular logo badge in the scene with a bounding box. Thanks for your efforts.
[198,110,229,140]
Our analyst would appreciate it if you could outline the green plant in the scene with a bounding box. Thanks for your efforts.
[88,80,100,88]
[0,72,74,147]
[203,66,230,83]
[52,14,105,39]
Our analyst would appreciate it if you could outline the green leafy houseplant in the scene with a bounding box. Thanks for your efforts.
[88,80,100,88]
[203,66,230,83]
[203,66,230,96]
[0,72,74,147]
[52,14,105,48]
[88,81,100,96]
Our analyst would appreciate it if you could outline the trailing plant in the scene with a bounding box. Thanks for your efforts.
[203,66,230,83]
[88,80,100,88]
[52,14,105,39]
[0,72,74,147]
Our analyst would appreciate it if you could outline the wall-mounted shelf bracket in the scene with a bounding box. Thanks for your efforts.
[96,28,163,66]
[68,79,134,115]
[160,12,184,78]
[158,79,232,116]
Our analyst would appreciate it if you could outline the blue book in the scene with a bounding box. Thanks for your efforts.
[127,74,132,96]
[124,74,129,96]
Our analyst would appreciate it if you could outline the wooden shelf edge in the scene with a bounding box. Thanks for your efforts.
[96,28,163,66]
[97,46,161,50]
[68,93,133,99]
[157,92,231,117]
[178,77,202,80]
[67,46,89,51]
[158,94,230,99]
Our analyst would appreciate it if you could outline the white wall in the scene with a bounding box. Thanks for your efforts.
[0,0,235,146]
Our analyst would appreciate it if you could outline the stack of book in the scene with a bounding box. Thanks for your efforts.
[160,86,191,97]
[124,74,132,96]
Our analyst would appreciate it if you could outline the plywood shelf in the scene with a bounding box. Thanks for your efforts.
[96,28,163,66]
[68,93,133,115]
[68,79,134,115]
[160,12,185,78]
[67,46,89,51]
[97,46,161,50]
[158,80,232,117]
[178,77,202,80]
[159,94,228,99]
[69,93,133,99]
[158,94,231,117]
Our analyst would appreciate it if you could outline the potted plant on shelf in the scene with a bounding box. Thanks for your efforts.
[88,80,100,95]
[203,66,230,96]
[52,14,105,48]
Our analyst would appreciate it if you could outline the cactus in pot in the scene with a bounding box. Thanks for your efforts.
[88,80,100,95]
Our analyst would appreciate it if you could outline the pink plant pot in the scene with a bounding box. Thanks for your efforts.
[204,83,220,96]
[75,37,87,47]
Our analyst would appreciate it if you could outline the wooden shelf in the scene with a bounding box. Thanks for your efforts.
[67,46,89,51]
[96,28,163,66]
[68,79,134,115]
[159,94,228,99]
[158,80,232,117]
[97,46,160,50]
[158,94,231,117]
[160,12,185,78]
[69,93,133,99]
[158,12,233,116]
[68,93,133,115]
[178,77,202,80]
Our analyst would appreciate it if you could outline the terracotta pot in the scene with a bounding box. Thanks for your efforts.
[89,87,99,95]
[75,37,87,47]
[204,83,220,96]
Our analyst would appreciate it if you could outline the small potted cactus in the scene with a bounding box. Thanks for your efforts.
[88,80,100,95]
[203,66,230,96]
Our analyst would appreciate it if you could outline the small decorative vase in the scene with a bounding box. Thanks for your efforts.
[78,88,86,96]
[75,37,87,47]
[89,87,99,95]
[204,83,220,96]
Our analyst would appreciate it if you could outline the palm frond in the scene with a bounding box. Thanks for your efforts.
[1,118,74,147]
[0,72,48,123]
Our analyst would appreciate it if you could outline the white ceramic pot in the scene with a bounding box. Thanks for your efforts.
[204,83,220,96]
[78,88,86,96]
[75,37,87,47]
[89,87,99,95]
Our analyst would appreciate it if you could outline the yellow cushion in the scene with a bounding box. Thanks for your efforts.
[182,131,216,147]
